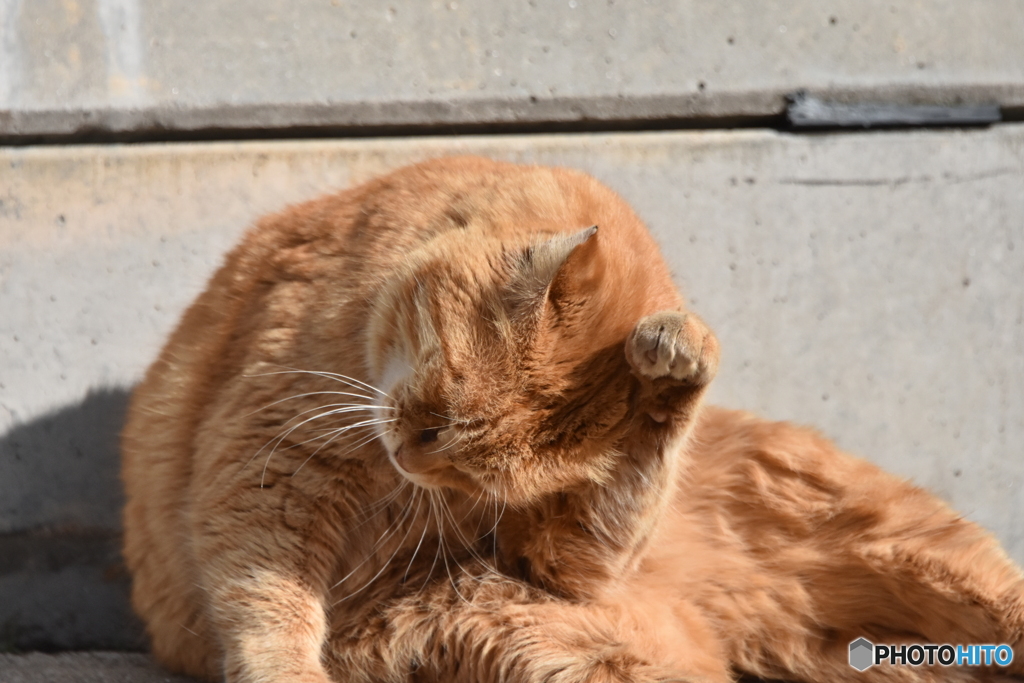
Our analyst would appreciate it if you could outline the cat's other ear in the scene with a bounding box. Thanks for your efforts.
[506,226,598,313]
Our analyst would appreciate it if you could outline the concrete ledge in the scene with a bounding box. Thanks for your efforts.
[3,1,1024,139]
[3,127,1023,649]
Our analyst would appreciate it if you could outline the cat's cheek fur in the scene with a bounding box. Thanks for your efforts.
[376,354,414,402]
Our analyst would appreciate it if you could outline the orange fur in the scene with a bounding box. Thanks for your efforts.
[122,157,1024,683]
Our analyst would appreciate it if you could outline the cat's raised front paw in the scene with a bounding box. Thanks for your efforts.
[626,311,718,387]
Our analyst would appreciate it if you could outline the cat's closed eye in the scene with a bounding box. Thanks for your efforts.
[419,427,444,444]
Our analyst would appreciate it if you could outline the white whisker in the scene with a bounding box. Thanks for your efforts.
[244,390,387,418]
[490,482,509,539]
[428,411,470,426]
[286,420,394,477]
[275,416,384,452]
[178,622,200,638]
[290,424,375,477]
[425,426,470,456]
[245,407,388,474]
[271,403,390,433]
[420,494,445,595]
[403,495,432,582]
[334,428,391,458]
[435,490,501,576]
[460,489,487,527]
[256,366,390,398]
[334,489,423,603]
[492,495,500,568]
[330,487,417,592]
[355,480,411,526]
[259,416,396,486]
[431,492,471,605]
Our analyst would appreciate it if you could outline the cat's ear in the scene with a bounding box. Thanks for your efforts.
[506,225,598,313]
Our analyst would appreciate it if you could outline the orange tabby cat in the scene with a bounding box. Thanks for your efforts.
[122,156,1024,683]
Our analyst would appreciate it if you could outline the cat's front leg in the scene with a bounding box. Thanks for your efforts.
[205,566,332,683]
[328,573,729,683]
[190,466,345,683]
[627,311,718,386]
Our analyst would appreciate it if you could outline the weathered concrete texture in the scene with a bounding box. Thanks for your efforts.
[0,652,200,682]
[2,128,1023,649]
[2,0,1024,138]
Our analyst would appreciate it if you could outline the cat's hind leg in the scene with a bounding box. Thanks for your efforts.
[678,407,1024,683]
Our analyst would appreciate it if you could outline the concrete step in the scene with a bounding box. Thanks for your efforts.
[3,127,1023,649]
[2,0,1024,139]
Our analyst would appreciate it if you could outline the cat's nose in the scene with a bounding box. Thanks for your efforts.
[394,444,432,474]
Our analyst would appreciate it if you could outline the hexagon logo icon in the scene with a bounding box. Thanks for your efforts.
[849,638,874,671]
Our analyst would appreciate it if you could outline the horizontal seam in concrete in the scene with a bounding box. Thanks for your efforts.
[2,88,1022,146]
[0,111,786,146]
[2,111,1018,147]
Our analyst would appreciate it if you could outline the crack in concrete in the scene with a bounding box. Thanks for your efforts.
[778,167,1020,187]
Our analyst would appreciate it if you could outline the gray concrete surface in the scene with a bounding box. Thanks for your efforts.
[0,652,792,683]
[0,652,200,682]
[2,128,1024,649]
[3,0,1024,139]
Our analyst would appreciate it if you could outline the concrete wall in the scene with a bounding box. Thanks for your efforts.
[3,0,1024,138]
[1,0,1022,658]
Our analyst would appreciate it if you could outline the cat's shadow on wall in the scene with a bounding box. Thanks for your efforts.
[1,387,132,535]
[0,387,147,651]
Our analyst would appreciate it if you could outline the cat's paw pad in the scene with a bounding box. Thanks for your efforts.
[626,311,719,386]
